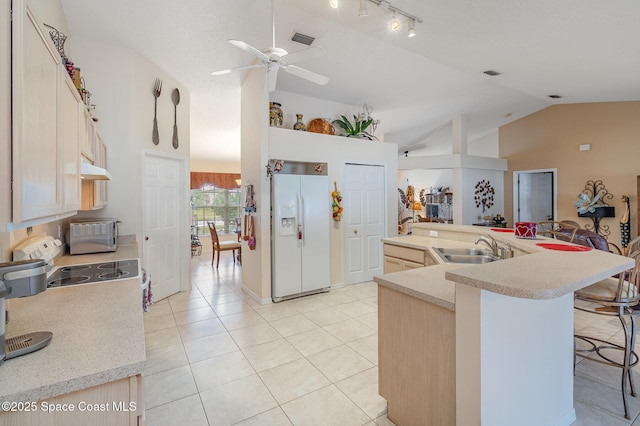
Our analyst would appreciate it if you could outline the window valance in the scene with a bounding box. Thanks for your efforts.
[190,172,241,190]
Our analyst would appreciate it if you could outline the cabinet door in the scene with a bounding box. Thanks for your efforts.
[403,260,425,270]
[94,134,107,208]
[12,3,63,222]
[81,110,96,161]
[61,73,82,212]
[383,256,403,274]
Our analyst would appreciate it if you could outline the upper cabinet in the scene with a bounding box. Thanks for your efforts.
[61,71,82,213]
[8,1,106,228]
[11,2,63,223]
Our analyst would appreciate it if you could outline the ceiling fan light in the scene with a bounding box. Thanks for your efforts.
[329,0,339,9]
[359,0,368,16]
[407,19,416,37]
[389,15,400,32]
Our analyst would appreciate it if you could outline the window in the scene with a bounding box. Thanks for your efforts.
[191,185,242,236]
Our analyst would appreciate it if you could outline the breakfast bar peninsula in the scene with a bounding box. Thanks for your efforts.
[375,223,633,426]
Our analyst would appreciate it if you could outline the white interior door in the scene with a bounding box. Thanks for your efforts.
[515,170,555,222]
[143,153,183,301]
[344,164,385,284]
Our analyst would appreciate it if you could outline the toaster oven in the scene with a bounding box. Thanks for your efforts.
[67,219,118,255]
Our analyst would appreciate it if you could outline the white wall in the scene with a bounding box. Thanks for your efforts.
[461,168,505,225]
[240,68,271,303]
[468,130,499,158]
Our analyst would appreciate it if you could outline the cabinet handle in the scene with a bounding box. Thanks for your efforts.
[145,236,149,241]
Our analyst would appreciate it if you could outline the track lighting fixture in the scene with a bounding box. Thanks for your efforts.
[389,15,400,32]
[328,0,422,35]
[359,0,368,17]
[407,18,416,37]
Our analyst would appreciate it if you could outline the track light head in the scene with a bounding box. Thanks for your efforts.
[407,18,416,37]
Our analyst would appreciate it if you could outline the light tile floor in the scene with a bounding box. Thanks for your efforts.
[143,248,640,425]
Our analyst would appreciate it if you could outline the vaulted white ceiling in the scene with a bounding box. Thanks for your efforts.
[61,0,640,164]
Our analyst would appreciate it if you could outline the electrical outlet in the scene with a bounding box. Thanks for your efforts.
[429,230,438,237]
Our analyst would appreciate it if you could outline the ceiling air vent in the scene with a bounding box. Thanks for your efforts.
[291,32,315,46]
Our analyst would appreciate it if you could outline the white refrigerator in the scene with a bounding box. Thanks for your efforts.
[271,165,330,302]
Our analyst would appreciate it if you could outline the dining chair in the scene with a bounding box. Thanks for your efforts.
[574,248,640,419]
[207,221,241,268]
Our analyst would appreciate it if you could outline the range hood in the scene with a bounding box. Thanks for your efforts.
[81,163,112,180]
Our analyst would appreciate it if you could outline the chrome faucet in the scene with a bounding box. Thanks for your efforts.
[475,234,499,257]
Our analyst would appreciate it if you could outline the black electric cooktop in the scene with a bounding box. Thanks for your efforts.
[47,259,139,288]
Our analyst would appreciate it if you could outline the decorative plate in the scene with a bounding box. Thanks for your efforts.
[535,243,592,252]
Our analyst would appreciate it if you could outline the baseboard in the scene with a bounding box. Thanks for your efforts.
[241,284,272,305]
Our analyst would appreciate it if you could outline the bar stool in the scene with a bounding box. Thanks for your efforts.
[574,249,640,419]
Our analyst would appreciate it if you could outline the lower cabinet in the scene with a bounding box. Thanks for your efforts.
[0,375,144,426]
[383,243,436,273]
[379,285,456,425]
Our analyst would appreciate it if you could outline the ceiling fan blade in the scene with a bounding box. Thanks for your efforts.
[268,63,279,92]
[280,46,325,66]
[283,65,329,86]
[228,39,270,62]
[211,63,264,76]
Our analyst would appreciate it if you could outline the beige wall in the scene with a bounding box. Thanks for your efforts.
[500,101,640,248]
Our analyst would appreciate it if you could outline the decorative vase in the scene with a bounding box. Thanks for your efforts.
[269,102,283,127]
[293,114,306,131]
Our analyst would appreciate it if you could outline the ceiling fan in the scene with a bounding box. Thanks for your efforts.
[211,0,329,92]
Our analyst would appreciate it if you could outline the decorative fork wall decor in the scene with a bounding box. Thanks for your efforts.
[152,78,162,145]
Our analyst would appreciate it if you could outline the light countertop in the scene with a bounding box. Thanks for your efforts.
[0,243,144,403]
[376,225,634,309]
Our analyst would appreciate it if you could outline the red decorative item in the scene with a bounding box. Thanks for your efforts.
[491,228,514,233]
[515,222,537,239]
[536,243,592,252]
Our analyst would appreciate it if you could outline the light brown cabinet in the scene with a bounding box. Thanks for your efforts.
[383,243,436,273]
[0,375,144,426]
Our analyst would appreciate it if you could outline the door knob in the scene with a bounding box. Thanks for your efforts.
[354,230,358,235]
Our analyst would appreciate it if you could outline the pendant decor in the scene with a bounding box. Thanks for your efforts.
[332,181,343,222]
[474,180,495,213]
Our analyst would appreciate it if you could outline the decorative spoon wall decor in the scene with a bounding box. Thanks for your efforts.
[172,88,180,149]
[152,78,162,145]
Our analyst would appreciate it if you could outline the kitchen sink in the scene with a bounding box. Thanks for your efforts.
[433,247,499,264]
[440,254,498,264]
[434,247,491,256]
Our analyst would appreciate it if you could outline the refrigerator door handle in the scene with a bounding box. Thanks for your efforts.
[300,195,306,247]
[297,194,303,246]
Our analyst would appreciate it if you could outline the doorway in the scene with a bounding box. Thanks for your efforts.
[513,169,557,223]
[142,151,187,301]
[344,163,385,285]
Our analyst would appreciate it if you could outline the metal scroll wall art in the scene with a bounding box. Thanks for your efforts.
[576,179,616,238]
